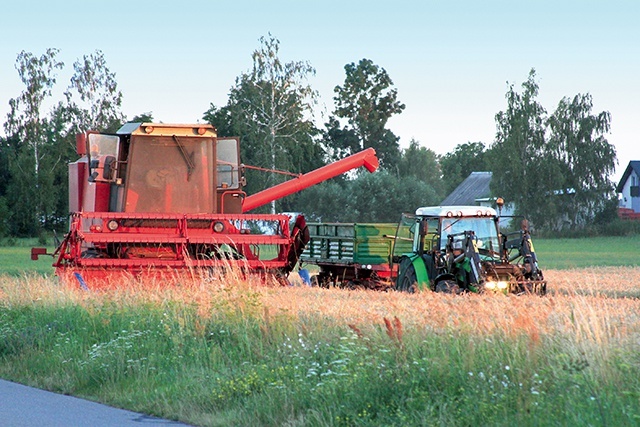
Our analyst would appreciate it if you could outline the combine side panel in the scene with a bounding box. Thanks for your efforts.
[54,212,293,285]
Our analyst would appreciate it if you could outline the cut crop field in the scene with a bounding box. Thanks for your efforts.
[1,235,638,278]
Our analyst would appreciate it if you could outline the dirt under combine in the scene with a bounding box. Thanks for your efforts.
[32,123,379,287]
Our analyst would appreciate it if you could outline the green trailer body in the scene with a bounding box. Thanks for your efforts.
[300,223,412,288]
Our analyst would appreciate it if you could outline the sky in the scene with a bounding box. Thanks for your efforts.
[1,0,638,182]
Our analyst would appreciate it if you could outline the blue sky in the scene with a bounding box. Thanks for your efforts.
[2,0,638,180]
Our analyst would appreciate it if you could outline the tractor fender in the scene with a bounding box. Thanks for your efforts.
[401,253,430,290]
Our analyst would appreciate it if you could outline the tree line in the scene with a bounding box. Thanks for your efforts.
[0,36,617,238]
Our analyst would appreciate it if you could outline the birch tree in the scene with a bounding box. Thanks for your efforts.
[63,50,125,133]
[209,34,322,213]
[3,49,64,235]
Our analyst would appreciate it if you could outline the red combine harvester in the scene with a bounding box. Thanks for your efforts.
[32,123,379,286]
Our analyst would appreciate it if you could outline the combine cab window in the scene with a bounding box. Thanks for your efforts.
[216,138,240,189]
[124,135,215,213]
[88,133,118,158]
[87,133,119,182]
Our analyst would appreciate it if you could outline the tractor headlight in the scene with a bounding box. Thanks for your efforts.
[485,281,509,291]
[213,221,225,233]
[107,220,119,231]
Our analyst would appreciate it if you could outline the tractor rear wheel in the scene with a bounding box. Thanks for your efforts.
[396,263,417,293]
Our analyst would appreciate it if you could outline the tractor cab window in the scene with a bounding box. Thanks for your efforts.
[216,137,241,189]
[440,217,500,254]
[391,213,416,260]
[412,217,438,252]
[88,133,119,182]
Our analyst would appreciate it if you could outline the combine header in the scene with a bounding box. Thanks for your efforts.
[32,123,379,285]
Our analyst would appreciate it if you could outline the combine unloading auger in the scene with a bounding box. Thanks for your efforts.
[32,123,378,286]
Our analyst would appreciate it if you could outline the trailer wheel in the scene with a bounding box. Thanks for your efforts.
[311,273,331,288]
[310,275,319,287]
[396,263,417,293]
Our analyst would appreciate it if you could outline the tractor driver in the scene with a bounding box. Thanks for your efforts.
[451,239,464,258]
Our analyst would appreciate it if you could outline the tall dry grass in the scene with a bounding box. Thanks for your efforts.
[1,267,639,425]
[4,267,639,365]
[4,267,639,340]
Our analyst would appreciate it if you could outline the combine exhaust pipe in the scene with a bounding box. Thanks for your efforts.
[242,148,379,212]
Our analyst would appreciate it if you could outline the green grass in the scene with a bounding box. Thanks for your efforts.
[0,246,57,276]
[534,235,640,269]
[1,233,639,426]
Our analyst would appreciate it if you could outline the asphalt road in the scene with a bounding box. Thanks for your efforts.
[0,379,193,426]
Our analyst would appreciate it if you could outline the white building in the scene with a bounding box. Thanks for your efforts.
[617,161,640,213]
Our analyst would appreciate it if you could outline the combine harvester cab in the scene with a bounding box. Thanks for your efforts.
[394,203,547,295]
[33,123,378,286]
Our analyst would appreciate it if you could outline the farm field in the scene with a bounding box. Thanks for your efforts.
[534,236,640,270]
[0,235,639,426]
[1,235,639,278]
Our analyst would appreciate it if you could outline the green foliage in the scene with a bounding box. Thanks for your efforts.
[440,141,490,195]
[128,112,154,124]
[491,69,551,230]
[2,49,125,237]
[546,94,616,229]
[65,50,125,133]
[330,58,405,168]
[0,197,8,237]
[293,170,439,223]
[490,69,616,232]
[397,139,445,200]
[3,49,65,236]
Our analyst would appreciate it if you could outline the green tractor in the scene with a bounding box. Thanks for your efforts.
[393,204,547,295]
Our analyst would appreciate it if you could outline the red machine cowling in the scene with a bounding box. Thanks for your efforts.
[33,123,379,286]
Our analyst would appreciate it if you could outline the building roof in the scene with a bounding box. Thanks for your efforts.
[440,172,492,206]
[617,161,640,192]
